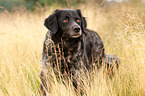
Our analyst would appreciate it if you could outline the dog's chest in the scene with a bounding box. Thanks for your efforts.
[58,40,84,75]
[63,40,83,66]
[46,38,85,74]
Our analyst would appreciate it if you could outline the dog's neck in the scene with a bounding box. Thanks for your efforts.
[63,37,81,47]
[51,33,83,56]
[61,37,82,57]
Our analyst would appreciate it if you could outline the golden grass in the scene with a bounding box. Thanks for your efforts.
[0,3,145,96]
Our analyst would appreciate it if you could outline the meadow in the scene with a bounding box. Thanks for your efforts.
[0,2,145,96]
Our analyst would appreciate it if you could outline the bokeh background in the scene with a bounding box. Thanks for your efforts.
[1,0,145,11]
[0,0,145,96]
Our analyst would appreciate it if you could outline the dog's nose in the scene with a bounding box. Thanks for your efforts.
[73,26,80,33]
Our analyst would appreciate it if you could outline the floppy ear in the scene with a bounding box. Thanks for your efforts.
[44,10,59,35]
[76,9,87,32]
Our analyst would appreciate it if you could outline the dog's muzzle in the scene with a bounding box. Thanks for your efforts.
[71,25,82,38]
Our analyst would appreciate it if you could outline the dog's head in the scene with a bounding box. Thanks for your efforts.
[44,9,87,39]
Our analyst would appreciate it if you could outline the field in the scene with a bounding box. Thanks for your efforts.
[0,2,145,96]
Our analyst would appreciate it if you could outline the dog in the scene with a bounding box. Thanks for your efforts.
[40,9,119,96]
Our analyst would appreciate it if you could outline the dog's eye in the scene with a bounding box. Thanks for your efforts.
[63,19,68,23]
[76,19,80,23]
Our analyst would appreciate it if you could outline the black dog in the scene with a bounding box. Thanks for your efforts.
[40,9,119,96]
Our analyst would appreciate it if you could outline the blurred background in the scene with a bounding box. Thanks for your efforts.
[0,0,145,96]
[0,0,145,11]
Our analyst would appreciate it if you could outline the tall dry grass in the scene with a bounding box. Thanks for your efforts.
[0,3,145,96]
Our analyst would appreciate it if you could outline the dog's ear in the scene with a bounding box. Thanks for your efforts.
[44,9,60,35]
[76,9,87,32]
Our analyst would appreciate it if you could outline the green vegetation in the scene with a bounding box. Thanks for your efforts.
[1,0,144,11]
[0,0,88,11]
[0,2,145,96]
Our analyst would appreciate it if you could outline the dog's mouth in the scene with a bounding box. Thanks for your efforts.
[71,34,81,38]
[63,29,82,38]
[71,31,82,38]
